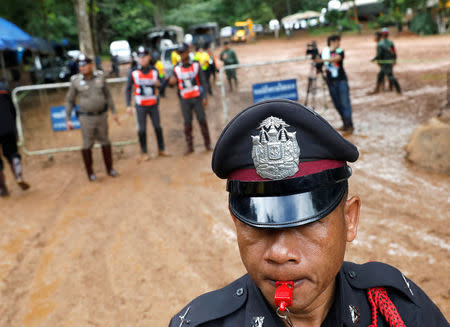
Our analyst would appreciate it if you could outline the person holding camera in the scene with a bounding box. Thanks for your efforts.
[315,34,354,134]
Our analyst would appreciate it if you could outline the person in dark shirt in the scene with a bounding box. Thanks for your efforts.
[316,34,354,134]
[0,80,30,196]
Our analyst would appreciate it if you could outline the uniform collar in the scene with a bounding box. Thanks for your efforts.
[244,265,372,327]
[138,65,152,73]
[244,277,284,327]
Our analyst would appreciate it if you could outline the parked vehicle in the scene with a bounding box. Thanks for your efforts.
[232,19,255,43]
[109,40,131,64]
[188,22,220,48]
[220,26,234,39]
[160,45,180,77]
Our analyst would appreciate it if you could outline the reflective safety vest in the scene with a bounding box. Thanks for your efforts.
[173,62,201,100]
[155,60,165,79]
[171,51,181,66]
[194,51,210,71]
[131,68,158,106]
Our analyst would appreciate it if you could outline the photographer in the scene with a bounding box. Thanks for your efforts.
[314,34,354,134]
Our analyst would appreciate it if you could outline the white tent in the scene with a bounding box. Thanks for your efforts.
[281,11,321,25]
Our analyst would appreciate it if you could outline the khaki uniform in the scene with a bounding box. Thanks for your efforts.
[66,71,116,149]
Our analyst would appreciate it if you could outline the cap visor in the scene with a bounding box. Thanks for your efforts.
[229,182,347,228]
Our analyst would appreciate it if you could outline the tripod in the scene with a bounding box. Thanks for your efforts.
[304,62,328,110]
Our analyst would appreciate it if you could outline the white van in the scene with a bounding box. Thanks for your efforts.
[109,40,131,64]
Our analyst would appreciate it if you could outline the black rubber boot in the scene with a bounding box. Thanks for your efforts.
[102,144,118,177]
[393,79,402,94]
[0,170,9,197]
[199,120,212,151]
[184,124,194,155]
[9,156,30,190]
[81,149,96,181]
[367,80,383,95]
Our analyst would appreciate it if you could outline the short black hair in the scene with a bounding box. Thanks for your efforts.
[224,41,229,46]
[327,34,341,46]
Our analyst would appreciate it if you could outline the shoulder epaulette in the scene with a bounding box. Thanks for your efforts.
[169,275,248,327]
[343,261,416,303]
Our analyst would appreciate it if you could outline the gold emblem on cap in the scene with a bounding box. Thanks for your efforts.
[251,116,300,180]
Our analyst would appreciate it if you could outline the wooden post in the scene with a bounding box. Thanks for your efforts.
[74,0,95,59]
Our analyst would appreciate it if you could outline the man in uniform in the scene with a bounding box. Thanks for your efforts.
[66,54,120,181]
[371,28,402,95]
[0,80,30,196]
[220,41,239,91]
[126,46,168,161]
[169,43,211,154]
[169,99,448,326]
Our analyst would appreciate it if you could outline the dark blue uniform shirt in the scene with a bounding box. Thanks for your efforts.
[169,262,448,326]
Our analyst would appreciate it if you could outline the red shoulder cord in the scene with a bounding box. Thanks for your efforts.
[367,287,406,327]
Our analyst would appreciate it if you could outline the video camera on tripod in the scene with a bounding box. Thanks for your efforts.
[306,41,323,72]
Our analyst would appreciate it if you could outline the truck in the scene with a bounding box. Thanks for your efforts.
[232,19,255,43]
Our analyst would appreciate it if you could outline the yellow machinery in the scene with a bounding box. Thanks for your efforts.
[232,19,255,43]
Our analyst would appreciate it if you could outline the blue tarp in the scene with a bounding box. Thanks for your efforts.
[0,17,36,50]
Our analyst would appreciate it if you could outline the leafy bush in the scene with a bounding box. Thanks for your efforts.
[325,10,342,26]
[409,11,438,35]
[337,18,359,31]
[376,13,397,27]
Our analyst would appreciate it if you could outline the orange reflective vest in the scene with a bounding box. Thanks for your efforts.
[131,68,158,106]
[173,62,201,100]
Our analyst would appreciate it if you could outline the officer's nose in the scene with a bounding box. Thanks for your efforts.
[263,229,301,265]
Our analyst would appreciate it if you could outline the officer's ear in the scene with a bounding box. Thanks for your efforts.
[344,195,361,242]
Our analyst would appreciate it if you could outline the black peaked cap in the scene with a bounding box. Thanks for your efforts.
[212,99,359,179]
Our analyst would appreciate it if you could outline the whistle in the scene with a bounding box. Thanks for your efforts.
[274,281,294,311]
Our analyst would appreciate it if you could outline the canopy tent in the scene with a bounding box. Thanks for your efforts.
[0,17,36,50]
[337,0,385,16]
[281,11,321,25]
[0,17,36,81]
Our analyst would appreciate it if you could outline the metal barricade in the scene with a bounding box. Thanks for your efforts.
[12,77,137,156]
[218,56,321,124]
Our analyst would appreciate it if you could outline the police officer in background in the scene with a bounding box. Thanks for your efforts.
[169,43,211,154]
[66,54,120,181]
[126,46,168,161]
[169,100,448,326]
[0,80,30,196]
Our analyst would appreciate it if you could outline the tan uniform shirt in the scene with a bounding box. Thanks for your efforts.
[65,71,116,121]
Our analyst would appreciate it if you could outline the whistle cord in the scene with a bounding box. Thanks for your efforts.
[367,287,406,327]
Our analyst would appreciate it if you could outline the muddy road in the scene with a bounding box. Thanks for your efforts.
[0,33,449,326]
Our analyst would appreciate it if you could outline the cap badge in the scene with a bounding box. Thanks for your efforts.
[251,116,300,180]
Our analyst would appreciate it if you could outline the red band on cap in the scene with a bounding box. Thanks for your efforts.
[228,160,346,182]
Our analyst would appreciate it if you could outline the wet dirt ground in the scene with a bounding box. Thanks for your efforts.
[0,33,449,326]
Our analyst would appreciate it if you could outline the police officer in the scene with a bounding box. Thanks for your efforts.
[126,46,168,161]
[0,80,30,196]
[169,100,448,326]
[66,54,120,181]
[372,28,402,94]
[169,43,211,154]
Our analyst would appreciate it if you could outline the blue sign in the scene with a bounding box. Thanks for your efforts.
[50,105,80,131]
[252,79,298,103]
